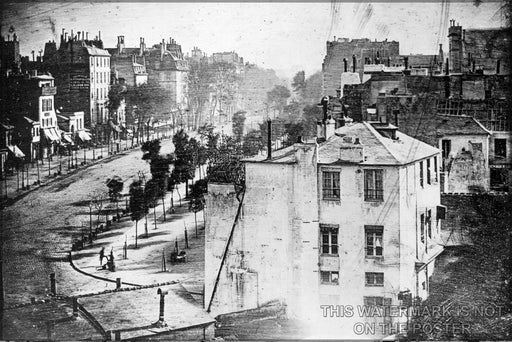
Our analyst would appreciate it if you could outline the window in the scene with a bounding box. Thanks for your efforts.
[42,99,53,112]
[320,271,339,285]
[365,272,384,286]
[427,210,432,239]
[419,161,424,187]
[494,139,507,159]
[427,159,431,185]
[434,156,438,182]
[364,296,385,306]
[420,213,425,243]
[364,169,383,201]
[365,226,383,257]
[320,225,338,255]
[442,139,451,159]
[322,171,340,199]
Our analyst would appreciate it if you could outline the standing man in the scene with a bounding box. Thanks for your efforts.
[99,247,105,266]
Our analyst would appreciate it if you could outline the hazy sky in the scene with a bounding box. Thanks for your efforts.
[1,1,505,79]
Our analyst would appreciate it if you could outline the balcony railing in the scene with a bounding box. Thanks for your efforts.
[40,86,57,96]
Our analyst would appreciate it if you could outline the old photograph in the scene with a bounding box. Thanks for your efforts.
[0,1,511,340]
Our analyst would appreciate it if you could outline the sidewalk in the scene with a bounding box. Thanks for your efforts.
[70,171,205,300]
[0,136,166,207]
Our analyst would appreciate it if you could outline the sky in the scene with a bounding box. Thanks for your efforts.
[0,1,506,79]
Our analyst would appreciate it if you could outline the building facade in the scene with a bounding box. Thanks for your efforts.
[205,122,444,338]
[322,37,400,96]
[43,29,111,142]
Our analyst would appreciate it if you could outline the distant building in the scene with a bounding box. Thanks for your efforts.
[43,29,111,142]
[107,36,148,87]
[0,33,21,74]
[2,72,59,160]
[144,37,189,107]
[448,19,509,75]
[210,51,244,73]
[322,37,400,96]
[206,121,445,338]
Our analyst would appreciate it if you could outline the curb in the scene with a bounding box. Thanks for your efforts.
[68,251,141,287]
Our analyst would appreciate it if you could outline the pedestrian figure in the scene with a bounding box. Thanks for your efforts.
[99,247,105,266]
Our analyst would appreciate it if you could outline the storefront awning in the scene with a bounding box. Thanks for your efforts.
[7,145,25,158]
[77,130,92,142]
[109,121,122,133]
[62,134,74,144]
[43,128,60,142]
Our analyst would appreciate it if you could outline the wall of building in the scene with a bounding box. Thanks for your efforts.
[204,182,241,314]
[322,38,400,96]
[440,134,490,193]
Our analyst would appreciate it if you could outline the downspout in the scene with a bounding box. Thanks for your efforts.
[206,188,246,313]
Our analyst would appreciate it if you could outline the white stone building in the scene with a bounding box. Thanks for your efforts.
[205,121,445,338]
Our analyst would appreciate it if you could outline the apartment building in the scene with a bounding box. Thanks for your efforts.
[205,120,445,338]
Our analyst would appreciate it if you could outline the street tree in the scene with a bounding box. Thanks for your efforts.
[232,110,247,141]
[129,180,146,248]
[291,70,306,96]
[172,130,196,198]
[242,129,264,156]
[267,85,291,116]
[188,178,208,237]
[106,176,124,218]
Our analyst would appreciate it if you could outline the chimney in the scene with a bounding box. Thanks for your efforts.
[445,58,449,75]
[139,37,145,56]
[316,120,325,140]
[117,35,125,54]
[339,144,364,163]
[325,116,336,139]
[404,56,409,69]
[98,31,101,41]
[393,109,399,127]
[267,119,272,160]
[352,55,356,72]
[71,29,74,40]
[343,58,347,72]
[77,31,81,40]
[86,32,89,40]
[160,39,165,60]
[64,32,68,41]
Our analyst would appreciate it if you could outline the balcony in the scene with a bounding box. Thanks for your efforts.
[40,86,57,96]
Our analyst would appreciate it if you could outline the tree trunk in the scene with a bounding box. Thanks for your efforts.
[135,220,138,248]
[194,211,198,238]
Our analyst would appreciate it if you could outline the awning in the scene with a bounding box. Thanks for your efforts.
[109,121,122,133]
[62,133,74,144]
[7,145,25,158]
[77,130,92,142]
[43,128,60,142]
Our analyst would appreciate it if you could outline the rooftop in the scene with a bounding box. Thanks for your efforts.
[434,115,491,136]
[86,46,110,56]
[245,122,439,166]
